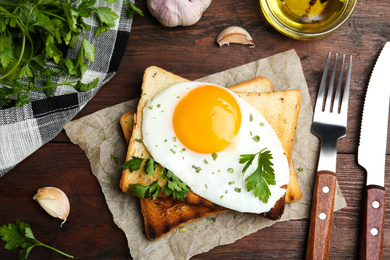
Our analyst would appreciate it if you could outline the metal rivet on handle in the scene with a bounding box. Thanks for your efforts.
[322,186,330,193]
[370,228,379,236]
[372,201,380,209]
[319,213,327,220]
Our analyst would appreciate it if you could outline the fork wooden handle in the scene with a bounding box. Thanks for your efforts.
[306,170,337,260]
[360,185,386,260]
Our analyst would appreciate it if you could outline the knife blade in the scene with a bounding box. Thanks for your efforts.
[358,42,390,260]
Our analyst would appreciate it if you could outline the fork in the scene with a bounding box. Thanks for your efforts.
[306,53,352,260]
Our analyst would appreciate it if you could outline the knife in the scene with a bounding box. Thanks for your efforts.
[358,42,390,260]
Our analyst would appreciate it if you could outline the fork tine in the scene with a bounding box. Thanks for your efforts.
[325,53,339,112]
[340,55,352,116]
[315,53,331,113]
[332,54,345,113]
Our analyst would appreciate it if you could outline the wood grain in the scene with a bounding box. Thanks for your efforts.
[360,185,386,260]
[306,171,337,260]
[1,0,390,259]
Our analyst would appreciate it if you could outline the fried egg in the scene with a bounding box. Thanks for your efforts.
[142,82,289,214]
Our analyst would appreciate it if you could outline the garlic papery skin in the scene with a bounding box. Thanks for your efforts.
[33,187,70,226]
[147,0,212,27]
[216,26,255,47]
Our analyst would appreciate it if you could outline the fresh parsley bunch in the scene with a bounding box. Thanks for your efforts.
[0,220,73,259]
[0,0,142,107]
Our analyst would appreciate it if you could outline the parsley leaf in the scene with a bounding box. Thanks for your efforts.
[121,156,145,172]
[145,158,158,175]
[0,220,73,259]
[163,169,190,199]
[239,148,276,203]
[129,179,161,200]
[123,156,190,200]
[94,7,119,36]
[123,0,144,19]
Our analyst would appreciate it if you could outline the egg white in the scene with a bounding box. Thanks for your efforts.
[142,82,290,214]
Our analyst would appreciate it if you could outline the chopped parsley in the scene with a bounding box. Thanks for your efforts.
[179,227,187,233]
[205,217,216,226]
[212,153,218,161]
[252,135,260,142]
[134,138,142,143]
[249,113,254,122]
[192,165,202,173]
[227,168,234,173]
[110,154,119,163]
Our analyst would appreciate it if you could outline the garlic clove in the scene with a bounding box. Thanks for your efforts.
[33,187,70,226]
[147,0,211,27]
[216,26,255,47]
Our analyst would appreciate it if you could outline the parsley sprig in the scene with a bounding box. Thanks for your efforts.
[239,148,276,203]
[121,156,190,200]
[0,220,73,259]
[0,0,142,107]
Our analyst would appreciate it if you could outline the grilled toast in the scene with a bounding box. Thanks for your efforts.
[120,111,228,240]
[119,66,302,240]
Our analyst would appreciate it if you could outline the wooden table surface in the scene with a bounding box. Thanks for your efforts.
[1,0,390,259]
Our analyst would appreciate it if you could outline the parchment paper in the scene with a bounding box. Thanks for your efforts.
[64,49,347,260]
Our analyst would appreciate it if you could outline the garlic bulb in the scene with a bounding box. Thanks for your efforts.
[216,26,255,47]
[147,0,212,27]
[33,187,70,226]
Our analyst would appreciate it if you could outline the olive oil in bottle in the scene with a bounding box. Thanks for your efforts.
[266,0,346,32]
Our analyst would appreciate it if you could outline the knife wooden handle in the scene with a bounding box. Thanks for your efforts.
[306,170,337,260]
[360,185,386,260]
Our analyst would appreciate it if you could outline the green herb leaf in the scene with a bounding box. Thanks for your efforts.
[240,148,276,203]
[239,153,257,174]
[145,158,157,175]
[163,169,190,199]
[94,7,119,36]
[252,135,260,142]
[124,0,144,19]
[121,156,145,172]
[0,220,73,259]
[129,179,161,200]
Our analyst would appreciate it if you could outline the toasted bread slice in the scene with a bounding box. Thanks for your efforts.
[120,111,135,144]
[120,66,189,190]
[234,91,302,203]
[227,76,274,92]
[119,66,301,220]
[120,110,228,241]
[140,197,227,241]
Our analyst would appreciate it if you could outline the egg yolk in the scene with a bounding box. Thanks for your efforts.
[172,85,241,154]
